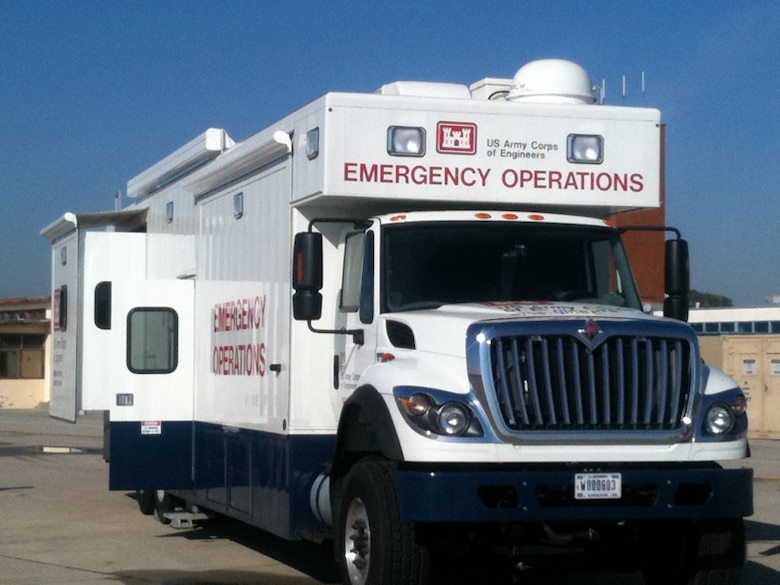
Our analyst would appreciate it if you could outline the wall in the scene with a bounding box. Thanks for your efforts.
[0,297,50,409]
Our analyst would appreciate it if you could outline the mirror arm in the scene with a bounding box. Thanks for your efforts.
[307,321,365,346]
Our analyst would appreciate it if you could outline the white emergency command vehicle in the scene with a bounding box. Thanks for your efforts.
[42,59,752,585]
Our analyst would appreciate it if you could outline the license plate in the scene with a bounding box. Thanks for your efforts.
[574,473,622,500]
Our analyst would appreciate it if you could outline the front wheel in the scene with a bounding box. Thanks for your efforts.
[643,518,745,585]
[336,460,428,585]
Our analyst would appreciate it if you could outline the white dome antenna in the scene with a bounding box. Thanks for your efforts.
[506,59,596,104]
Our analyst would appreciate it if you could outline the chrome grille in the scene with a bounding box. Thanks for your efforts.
[490,334,692,432]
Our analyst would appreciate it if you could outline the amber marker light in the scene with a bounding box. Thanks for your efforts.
[401,393,432,416]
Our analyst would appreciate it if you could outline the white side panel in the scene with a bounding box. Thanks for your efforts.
[311,95,661,215]
[109,280,194,422]
[195,163,292,432]
[80,232,146,410]
[194,281,288,431]
[49,232,80,421]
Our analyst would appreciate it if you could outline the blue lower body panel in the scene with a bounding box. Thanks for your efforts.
[397,464,753,523]
[108,420,335,540]
[188,423,336,539]
[109,420,194,490]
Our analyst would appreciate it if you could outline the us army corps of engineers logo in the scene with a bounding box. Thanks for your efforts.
[437,122,477,155]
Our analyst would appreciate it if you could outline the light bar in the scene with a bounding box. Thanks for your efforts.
[387,126,426,157]
[567,134,603,164]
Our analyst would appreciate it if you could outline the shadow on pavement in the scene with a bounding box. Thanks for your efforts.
[113,569,327,585]
[124,492,338,584]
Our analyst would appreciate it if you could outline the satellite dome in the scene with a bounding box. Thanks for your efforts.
[506,59,596,104]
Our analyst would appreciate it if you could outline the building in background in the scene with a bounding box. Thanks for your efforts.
[0,297,50,408]
[691,307,780,438]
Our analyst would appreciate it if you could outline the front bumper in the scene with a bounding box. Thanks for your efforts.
[397,464,753,523]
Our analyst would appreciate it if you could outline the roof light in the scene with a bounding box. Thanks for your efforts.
[567,134,603,164]
[388,126,425,157]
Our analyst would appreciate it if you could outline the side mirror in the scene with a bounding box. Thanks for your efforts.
[663,238,689,322]
[292,232,323,321]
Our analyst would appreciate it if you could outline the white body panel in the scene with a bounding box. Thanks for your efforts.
[108,280,194,423]
[47,231,146,420]
[291,93,660,217]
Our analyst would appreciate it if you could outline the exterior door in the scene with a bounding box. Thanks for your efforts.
[107,279,195,490]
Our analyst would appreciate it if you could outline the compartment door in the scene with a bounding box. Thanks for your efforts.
[107,280,195,490]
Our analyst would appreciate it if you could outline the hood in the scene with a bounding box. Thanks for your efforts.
[383,300,660,358]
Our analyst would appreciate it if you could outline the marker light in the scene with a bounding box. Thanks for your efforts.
[388,126,426,156]
[306,127,320,159]
[404,393,432,416]
[567,134,603,164]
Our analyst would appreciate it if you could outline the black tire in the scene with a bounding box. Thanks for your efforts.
[136,490,155,515]
[153,490,176,525]
[643,518,745,585]
[336,460,429,585]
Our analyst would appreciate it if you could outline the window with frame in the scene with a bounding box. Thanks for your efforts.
[340,231,366,312]
[126,308,178,374]
[0,334,46,379]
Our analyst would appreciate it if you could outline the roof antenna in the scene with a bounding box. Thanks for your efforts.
[595,78,606,104]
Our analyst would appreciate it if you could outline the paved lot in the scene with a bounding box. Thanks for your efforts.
[0,408,777,584]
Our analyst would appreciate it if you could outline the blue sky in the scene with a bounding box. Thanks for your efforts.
[1,1,778,306]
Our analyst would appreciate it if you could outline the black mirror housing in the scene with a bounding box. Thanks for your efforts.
[664,238,689,321]
[292,232,323,321]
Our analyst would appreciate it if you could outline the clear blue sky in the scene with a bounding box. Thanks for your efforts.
[1,1,778,306]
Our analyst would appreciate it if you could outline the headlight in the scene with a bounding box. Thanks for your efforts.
[705,404,735,435]
[395,388,483,438]
[436,403,470,436]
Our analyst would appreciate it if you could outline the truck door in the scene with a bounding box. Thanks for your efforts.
[335,228,378,399]
[49,232,80,422]
[107,279,195,490]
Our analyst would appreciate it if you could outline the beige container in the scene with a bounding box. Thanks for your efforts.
[700,335,780,438]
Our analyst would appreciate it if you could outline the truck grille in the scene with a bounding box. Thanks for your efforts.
[490,334,692,432]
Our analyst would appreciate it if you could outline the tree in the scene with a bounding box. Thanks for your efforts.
[689,289,733,308]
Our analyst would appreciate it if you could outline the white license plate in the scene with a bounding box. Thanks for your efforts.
[574,473,622,500]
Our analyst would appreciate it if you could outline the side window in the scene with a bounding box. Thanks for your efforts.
[340,231,366,312]
[94,281,112,330]
[359,231,374,324]
[54,285,68,332]
[127,308,178,374]
[0,334,46,379]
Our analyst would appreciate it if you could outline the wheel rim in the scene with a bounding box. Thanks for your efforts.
[343,497,371,585]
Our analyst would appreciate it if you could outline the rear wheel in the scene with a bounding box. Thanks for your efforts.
[136,490,155,515]
[153,490,177,525]
[337,460,428,585]
[643,518,745,585]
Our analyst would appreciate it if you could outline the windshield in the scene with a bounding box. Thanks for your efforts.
[382,221,641,312]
